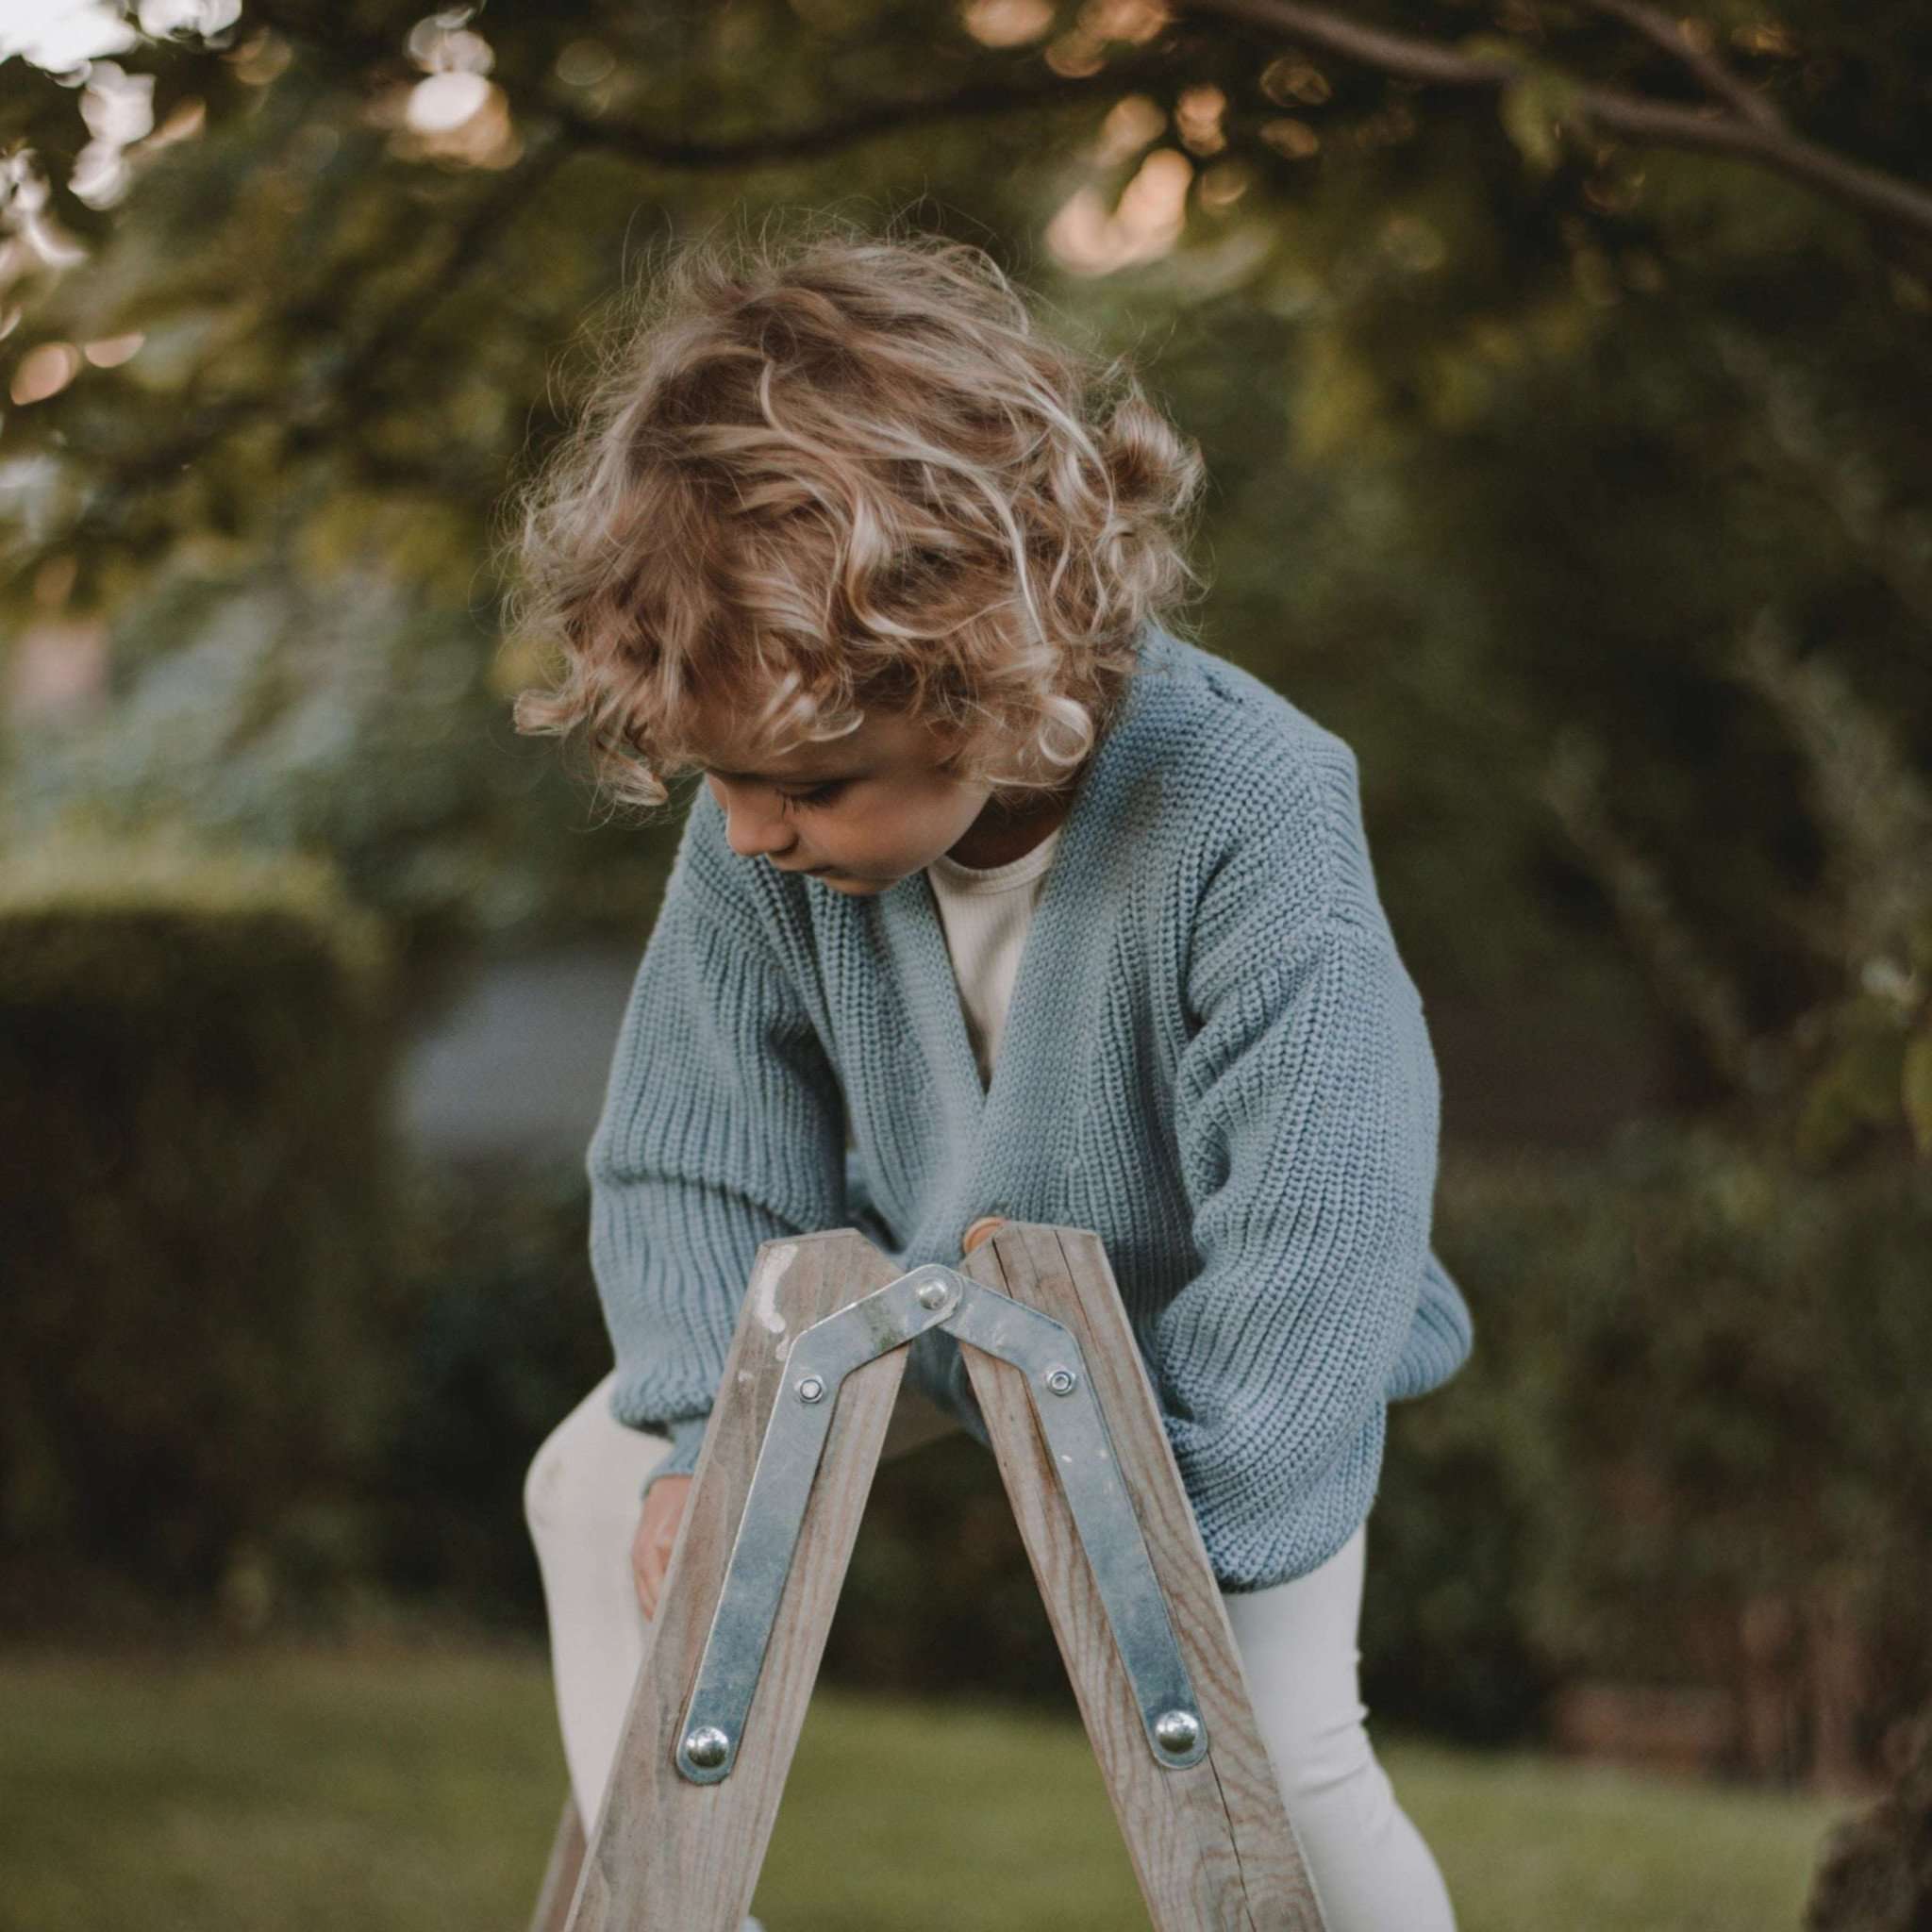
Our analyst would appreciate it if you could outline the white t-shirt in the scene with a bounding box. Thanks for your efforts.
[924,823,1065,1092]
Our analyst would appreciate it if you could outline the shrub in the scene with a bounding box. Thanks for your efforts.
[376,1116,1931,1776]
[373,1157,614,1627]
[0,834,402,1631]
[1369,1121,1932,1770]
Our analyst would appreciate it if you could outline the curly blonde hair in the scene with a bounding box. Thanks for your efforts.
[494,210,1208,815]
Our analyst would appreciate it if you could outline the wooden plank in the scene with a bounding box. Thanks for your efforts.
[958,1221,1327,1931]
[565,1228,903,1932]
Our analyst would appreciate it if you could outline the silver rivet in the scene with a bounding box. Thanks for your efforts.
[797,1375,824,1403]
[684,1724,730,1769]
[917,1278,949,1310]
[1154,1709,1201,1755]
[1045,1365,1077,1395]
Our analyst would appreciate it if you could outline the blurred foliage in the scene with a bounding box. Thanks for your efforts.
[373,1158,615,1626]
[0,0,1927,1062]
[0,0,1928,1860]
[1806,1709,1932,1930]
[33,1116,1907,1780]
[0,833,404,1629]
[1381,1127,1932,1761]
[1,545,672,989]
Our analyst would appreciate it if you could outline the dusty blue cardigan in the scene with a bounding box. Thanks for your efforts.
[588,621,1474,1589]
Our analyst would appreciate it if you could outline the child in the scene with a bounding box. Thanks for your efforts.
[507,216,1473,1931]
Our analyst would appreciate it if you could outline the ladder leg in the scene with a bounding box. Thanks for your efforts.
[958,1221,1330,1932]
[562,1228,907,1932]
[555,1219,1327,1929]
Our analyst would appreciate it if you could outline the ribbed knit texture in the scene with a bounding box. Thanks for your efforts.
[588,621,1475,1590]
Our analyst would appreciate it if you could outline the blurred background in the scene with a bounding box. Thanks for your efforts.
[3,3,1929,1928]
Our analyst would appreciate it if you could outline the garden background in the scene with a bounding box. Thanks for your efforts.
[3,3,1929,1927]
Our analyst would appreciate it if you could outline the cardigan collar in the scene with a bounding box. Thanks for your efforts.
[871,619,1171,1219]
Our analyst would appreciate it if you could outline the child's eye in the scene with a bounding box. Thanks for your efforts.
[779,780,848,809]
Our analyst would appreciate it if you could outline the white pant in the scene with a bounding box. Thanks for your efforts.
[524,1369,1456,1932]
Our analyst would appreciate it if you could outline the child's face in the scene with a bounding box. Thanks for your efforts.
[695,703,994,894]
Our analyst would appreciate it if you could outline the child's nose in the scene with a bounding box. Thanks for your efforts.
[720,797,794,861]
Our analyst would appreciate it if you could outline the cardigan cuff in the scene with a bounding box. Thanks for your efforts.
[641,1412,710,1502]
[1386,1255,1476,1403]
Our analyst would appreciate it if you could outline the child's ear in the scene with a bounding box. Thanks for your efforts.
[924,715,980,775]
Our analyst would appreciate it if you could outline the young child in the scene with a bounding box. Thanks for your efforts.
[507,216,1474,1931]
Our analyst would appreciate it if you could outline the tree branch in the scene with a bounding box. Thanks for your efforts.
[1175,0,1932,247]
[30,123,575,568]
[528,51,1179,171]
[1541,720,1778,1101]
[21,0,1932,594]
[1574,0,1785,136]
[238,1,1177,174]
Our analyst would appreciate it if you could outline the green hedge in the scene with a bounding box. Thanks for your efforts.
[1369,1123,1932,1756]
[372,1160,616,1626]
[0,836,403,1629]
[373,1120,1931,1771]
[11,863,1924,1778]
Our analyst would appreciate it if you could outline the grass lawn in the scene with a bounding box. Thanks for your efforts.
[0,1637,1852,1931]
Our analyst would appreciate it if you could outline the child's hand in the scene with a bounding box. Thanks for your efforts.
[961,1215,1008,1256]
[633,1474,691,1620]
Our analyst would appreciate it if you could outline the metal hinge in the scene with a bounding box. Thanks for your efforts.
[675,1263,1208,1783]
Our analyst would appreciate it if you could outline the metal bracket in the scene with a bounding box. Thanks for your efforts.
[674,1263,1208,1785]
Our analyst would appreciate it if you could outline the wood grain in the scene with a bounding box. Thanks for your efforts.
[958,1221,1328,1931]
[563,1227,903,1932]
[557,1221,1326,1930]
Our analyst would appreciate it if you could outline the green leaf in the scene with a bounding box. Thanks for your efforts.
[1458,37,1586,176]
[1455,34,1534,74]
[1500,71,1584,176]
[1499,78,1557,175]
[1794,1020,1905,1165]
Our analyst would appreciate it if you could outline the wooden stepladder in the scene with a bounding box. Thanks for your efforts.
[530,1221,1328,1932]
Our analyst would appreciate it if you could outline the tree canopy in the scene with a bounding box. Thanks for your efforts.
[2,0,1927,1155]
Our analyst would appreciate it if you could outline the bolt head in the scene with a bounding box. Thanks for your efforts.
[685,1724,730,1769]
[797,1375,824,1403]
[1045,1365,1077,1395]
[917,1278,949,1309]
[1154,1708,1201,1755]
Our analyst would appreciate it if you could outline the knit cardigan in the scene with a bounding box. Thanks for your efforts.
[587,620,1475,1590]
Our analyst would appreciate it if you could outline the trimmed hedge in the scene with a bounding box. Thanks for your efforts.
[374,1119,1931,1776]
[0,836,402,1629]
[10,858,1924,1783]
[1369,1123,1932,1762]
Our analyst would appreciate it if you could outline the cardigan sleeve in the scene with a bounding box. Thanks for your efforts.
[1157,899,1441,1587]
[587,840,847,1506]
